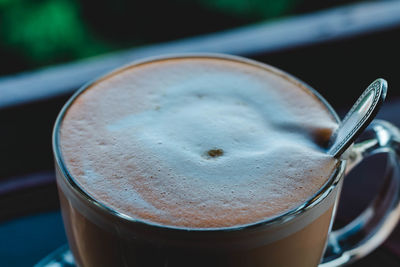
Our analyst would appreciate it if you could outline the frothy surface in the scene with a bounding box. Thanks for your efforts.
[60,56,338,228]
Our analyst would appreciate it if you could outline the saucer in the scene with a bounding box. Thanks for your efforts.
[34,244,75,267]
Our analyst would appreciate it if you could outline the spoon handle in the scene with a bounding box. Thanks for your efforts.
[328,78,387,158]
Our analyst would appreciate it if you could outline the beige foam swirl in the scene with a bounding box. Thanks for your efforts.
[60,57,338,228]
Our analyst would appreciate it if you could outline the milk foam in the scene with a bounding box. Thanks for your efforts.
[60,57,338,228]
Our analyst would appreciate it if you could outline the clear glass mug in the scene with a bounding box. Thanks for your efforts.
[53,54,400,267]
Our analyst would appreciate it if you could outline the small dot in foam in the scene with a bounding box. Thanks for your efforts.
[205,148,224,158]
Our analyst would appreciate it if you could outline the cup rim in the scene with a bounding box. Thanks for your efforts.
[52,53,347,232]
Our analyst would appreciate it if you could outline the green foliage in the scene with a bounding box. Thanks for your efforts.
[0,0,112,65]
[0,0,14,7]
[0,0,298,74]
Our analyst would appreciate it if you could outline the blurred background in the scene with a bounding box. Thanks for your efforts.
[1,0,400,266]
[0,0,363,75]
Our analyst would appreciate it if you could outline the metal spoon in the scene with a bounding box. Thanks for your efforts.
[328,78,387,158]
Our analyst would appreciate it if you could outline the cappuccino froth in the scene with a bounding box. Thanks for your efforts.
[60,57,338,228]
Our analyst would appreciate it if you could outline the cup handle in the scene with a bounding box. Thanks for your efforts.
[320,120,400,266]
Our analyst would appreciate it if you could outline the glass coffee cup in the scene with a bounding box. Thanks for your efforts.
[53,54,400,267]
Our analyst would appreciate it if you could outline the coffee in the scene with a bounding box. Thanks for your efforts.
[55,55,343,267]
[59,56,338,228]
